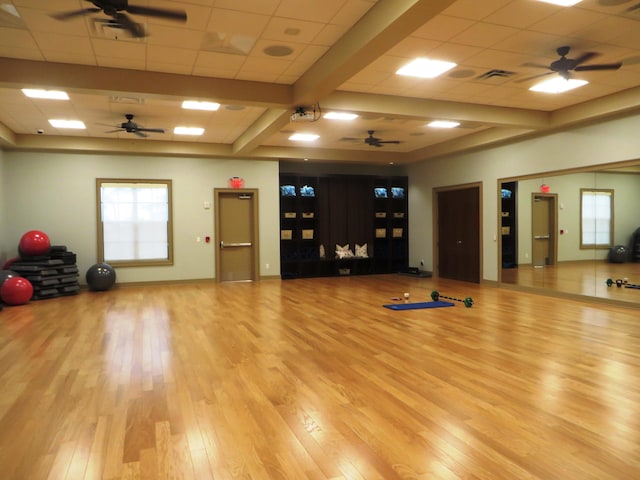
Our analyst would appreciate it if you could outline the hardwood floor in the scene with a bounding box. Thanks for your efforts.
[0,275,639,479]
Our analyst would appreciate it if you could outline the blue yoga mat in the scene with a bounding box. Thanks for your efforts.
[383,301,455,310]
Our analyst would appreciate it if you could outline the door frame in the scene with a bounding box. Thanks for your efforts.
[432,182,483,281]
[531,192,558,267]
[214,188,260,282]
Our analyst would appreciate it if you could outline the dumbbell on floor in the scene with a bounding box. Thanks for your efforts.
[431,290,474,308]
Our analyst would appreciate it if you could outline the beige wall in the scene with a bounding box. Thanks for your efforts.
[1,152,280,284]
[408,112,640,283]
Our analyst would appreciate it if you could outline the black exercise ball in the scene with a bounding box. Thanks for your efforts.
[609,245,629,263]
[85,263,116,291]
[0,269,20,287]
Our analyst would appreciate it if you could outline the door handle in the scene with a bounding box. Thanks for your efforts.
[533,235,550,239]
[220,241,252,248]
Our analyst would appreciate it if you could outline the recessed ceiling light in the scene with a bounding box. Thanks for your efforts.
[23,89,69,100]
[182,100,220,111]
[289,133,319,141]
[537,0,582,6]
[48,119,85,129]
[396,58,457,79]
[428,120,460,128]
[324,112,358,120]
[529,77,588,93]
[174,127,205,135]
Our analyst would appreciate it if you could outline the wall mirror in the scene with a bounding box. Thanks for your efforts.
[498,161,640,307]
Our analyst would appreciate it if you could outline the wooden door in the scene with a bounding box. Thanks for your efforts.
[436,186,481,283]
[215,189,259,282]
[531,193,557,267]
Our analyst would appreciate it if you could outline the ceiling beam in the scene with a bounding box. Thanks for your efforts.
[323,91,550,130]
[11,134,235,158]
[0,58,292,108]
[550,85,640,127]
[405,127,536,162]
[0,121,16,147]
[252,145,403,165]
[232,109,291,156]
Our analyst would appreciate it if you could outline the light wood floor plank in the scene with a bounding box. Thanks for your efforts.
[0,275,639,479]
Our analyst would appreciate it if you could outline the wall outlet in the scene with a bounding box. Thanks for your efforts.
[265,263,270,269]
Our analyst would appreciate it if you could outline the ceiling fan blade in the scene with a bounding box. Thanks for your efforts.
[574,62,622,71]
[136,128,165,134]
[522,62,551,70]
[51,7,101,20]
[572,51,599,67]
[515,71,554,84]
[134,130,148,138]
[115,12,145,37]
[104,129,124,133]
[126,5,187,22]
[377,140,401,144]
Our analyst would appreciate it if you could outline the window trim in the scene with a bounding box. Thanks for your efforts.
[580,188,614,250]
[96,178,174,267]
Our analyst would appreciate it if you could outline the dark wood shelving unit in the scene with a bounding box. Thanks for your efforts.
[279,174,408,279]
[501,181,517,268]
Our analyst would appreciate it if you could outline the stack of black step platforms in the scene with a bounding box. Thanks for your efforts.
[9,245,79,300]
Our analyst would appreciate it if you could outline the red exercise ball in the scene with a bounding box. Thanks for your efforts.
[0,277,33,305]
[19,230,51,257]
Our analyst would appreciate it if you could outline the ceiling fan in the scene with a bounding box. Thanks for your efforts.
[105,114,165,137]
[51,1,187,38]
[364,130,401,147]
[519,46,622,83]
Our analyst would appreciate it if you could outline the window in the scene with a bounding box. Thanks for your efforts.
[580,188,613,249]
[97,179,173,266]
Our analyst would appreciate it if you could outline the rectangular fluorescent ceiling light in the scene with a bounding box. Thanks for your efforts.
[537,0,582,6]
[48,119,85,129]
[428,120,460,128]
[23,89,69,100]
[182,100,220,111]
[289,133,319,141]
[324,112,358,120]
[529,77,588,93]
[174,126,205,135]
[396,58,457,78]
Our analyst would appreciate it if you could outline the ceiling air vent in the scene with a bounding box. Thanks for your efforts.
[109,95,146,105]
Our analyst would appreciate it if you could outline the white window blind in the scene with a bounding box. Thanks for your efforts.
[581,189,613,248]
[98,180,172,265]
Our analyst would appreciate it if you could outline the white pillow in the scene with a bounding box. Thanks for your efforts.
[355,243,368,258]
[335,244,354,259]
